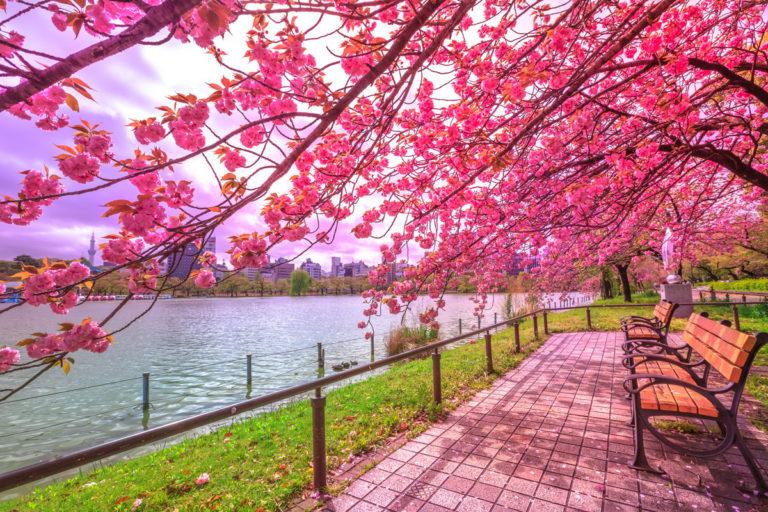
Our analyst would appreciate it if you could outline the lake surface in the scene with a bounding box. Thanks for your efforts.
[0,292,591,478]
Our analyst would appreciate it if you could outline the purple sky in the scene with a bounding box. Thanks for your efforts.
[0,12,386,270]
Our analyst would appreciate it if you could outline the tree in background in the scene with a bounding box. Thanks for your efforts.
[289,270,311,296]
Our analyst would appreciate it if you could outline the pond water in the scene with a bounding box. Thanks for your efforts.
[0,292,591,478]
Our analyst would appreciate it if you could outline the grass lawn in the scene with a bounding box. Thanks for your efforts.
[4,292,768,511]
[0,321,545,512]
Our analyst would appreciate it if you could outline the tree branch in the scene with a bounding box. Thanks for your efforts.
[0,0,202,111]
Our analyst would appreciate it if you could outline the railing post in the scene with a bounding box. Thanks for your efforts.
[732,304,741,331]
[311,388,327,492]
[432,349,442,405]
[586,307,592,330]
[458,318,462,334]
[142,372,150,411]
[699,291,704,302]
[543,310,549,335]
[484,331,493,374]
[370,333,374,363]
[743,294,747,304]
[494,312,497,326]
[514,322,520,353]
[533,313,539,339]
[246,354,253,388]
[477,316,481,329]
[710,288,716,301]
[317,343,324,377]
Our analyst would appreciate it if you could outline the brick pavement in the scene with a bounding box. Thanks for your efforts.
[324,331,768,512]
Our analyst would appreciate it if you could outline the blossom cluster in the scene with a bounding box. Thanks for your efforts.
[24,319,112,360]
[0,346,20,373]
[8,85,68,130]
[21,261,90,314]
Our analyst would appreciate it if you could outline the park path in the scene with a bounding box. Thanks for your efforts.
[324,331,768,512]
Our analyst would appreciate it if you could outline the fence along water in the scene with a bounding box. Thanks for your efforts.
[5,293,747,494]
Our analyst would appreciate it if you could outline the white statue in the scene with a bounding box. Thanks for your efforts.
[661,227,682,284]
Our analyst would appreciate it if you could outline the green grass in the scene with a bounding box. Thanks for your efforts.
[0,323,545,512]
[652,419,705,435]
[705,278,768,292]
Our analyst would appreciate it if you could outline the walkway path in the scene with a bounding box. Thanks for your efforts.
[325,331,768,512]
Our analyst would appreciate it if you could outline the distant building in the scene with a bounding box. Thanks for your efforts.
[238,267,263,281]
[87,232,97,265]
[166,237,216,279]
[386,261,407,283]
[508,254,539,276]
[212,260,228,280]
[271,257,295,281]
[343,261,370,277]
[330,256,343,277]
[300,258,322,279]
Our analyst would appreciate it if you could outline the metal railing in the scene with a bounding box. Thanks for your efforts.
[0,297,763,493]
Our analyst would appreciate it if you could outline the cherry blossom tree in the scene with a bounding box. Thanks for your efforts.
[1,0,767,398]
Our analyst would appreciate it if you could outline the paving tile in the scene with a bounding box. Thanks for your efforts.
[428,488,463,509]
[456,496,494,512]
[467,482,502,502]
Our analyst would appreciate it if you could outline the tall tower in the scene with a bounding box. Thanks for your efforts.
[88,232,96,264]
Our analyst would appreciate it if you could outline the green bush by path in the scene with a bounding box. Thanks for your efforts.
[0,323,544,512]
[705,278,768,292]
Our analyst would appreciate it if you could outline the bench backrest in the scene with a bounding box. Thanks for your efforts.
[682,313,758,383]
[653,300,677,329]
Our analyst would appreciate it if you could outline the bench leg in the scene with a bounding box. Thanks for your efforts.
[733,429,768,495]
[629,397,664,474]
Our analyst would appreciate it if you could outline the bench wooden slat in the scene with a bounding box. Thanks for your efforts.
[682,313,757,383]
[634,360,718,417]
[626,325,660,340]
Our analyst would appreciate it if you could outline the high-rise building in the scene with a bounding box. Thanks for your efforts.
[343,260,370,277]
[87,232,97,264]
[271,257,295,281]
[386,261,407,283]
[300,258,322,279]
[166,237,216,279]
[330,256,343,277]
[238,267,261,280]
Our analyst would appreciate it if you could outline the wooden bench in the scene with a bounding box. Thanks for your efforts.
[621,300,679,354]
[623,312,768,492]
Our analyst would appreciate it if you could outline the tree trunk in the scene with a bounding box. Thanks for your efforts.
[600,268,613,299]
[615,264,632,303]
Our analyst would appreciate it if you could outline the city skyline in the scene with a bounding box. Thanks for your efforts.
[75,233,387,278]
[9,231,387,273]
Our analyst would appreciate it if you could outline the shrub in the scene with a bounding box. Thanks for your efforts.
[386,325,438,355]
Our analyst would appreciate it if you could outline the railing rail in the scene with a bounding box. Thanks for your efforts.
[0,298,763,493]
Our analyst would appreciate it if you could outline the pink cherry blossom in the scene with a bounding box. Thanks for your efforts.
[194,269,216,288]
[223,149,246,171]
[134,121,165,144]
[0,346,20,373]
[102,237,144,265]
[58,153,100,183]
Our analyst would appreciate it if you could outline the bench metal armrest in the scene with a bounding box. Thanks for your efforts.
[622,374,730,413]
[620,315,652,323]
[622,353,704,371]
[622,317,659,327]
[622,340,691,360]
